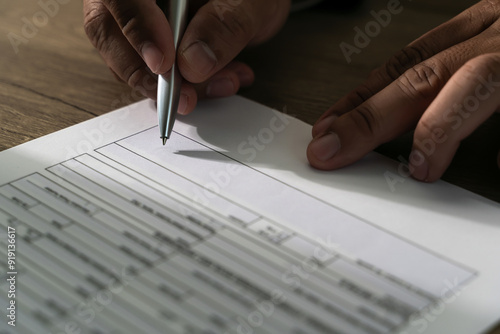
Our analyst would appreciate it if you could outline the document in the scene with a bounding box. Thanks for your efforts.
[0,96,499,334]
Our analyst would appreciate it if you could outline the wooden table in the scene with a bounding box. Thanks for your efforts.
[0,0,498,332]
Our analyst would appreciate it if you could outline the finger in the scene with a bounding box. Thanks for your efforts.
[178,62,254,115]
[177,83,198,115]
[195,61,254,99]
[368,0,500,96]
[313,0,500,130]
[95,0,174,74]
[178,0,290,83]
[83,1,158,98]
[308,32,500,171]
[409,54,500,182]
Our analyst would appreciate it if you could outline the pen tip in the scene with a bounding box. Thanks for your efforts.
[162,137,168,146]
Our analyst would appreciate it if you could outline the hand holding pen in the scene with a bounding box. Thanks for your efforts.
[82,0,291,114]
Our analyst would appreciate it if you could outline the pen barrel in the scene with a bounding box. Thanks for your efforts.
[168,0,189,48]
[157,0,189,140]
[157,65,182,138]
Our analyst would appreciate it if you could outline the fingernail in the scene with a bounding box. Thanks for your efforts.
[313,115,338,137]
[182,41,217,77]
[176,94,189,115]
[309,132,341,161]
[142,42,164,74]
[206,78,235,97]
[409,149,429,181]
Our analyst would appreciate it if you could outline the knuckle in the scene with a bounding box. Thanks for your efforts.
[468,0,499,31]
[125,65,143,88]
[447,53,500,93]
[123,65,152,96]
[346,83,376,109]
[354,83,375,102]
[349,105,380,138]
[83,4,109,49]
[118,15,141,36]
[397,62,448,101]
[483,0,500,19]
[466,53,500,77]
[383,46,428,81]
[116,8,143,40]
[207,7,256,46]
[101,0,145,44]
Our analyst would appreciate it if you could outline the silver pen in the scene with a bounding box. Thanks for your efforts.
[157,0,189,145]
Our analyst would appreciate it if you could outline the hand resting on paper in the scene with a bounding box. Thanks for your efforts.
[83,0,291,114]
[307,0,500,182]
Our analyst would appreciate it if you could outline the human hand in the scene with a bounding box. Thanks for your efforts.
[307,0,500,182]
[83,0,291,114]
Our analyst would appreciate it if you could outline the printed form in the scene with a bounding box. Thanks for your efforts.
[0,97,499,334]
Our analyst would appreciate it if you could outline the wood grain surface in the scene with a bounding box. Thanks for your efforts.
[0,0,499,332]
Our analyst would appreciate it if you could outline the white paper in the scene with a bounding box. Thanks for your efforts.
[0,96,499,334]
